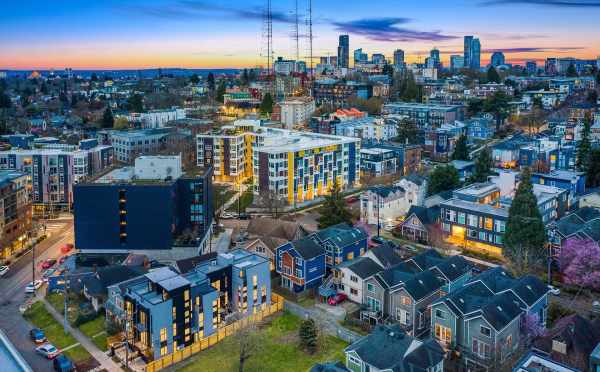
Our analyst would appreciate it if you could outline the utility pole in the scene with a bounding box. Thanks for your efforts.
[63,274,68,333]
[376,193,381,238]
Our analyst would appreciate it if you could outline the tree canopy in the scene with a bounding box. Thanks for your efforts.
[576,114,592,172]
[102,107,114,129]
[566,64,578,77]
[451,134,469,161]
[586,149,600,188]
[216,81,226,103]
[428,165,460,196]
[470,148,493,183]
[394,118,419,145]
[504,167,547,273]
[486,66,501,83]
[260,92,274,115]
[560,238,600,291]
[318,181,353,228]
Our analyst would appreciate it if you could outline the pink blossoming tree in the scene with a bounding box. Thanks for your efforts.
[559,238,600,291]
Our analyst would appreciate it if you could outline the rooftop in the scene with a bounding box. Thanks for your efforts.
[441,198,509,218]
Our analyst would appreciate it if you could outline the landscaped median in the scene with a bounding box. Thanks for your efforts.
[22,301,94,365]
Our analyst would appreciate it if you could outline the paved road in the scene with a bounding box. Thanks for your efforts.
[0,218,73,371]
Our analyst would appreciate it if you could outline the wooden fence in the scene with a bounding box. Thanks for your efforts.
[145,293,284,372]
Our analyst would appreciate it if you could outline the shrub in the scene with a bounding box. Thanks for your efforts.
[547,302,574,327]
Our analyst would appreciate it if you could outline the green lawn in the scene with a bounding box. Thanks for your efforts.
[79,316,108,351]
[226,190,253,213]
[176,312,348,372]
[23,302,93,363]
[214,185,236,210]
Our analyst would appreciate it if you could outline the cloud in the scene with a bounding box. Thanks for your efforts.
[120,0,294,23]
[484,47,584,52]
[331,18,458,42]
[479,0,600,8]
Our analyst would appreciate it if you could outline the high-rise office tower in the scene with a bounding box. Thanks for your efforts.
[393,49,405,68]
[337,35,349,68]
[464,36,481,70]
[450,55,464,70]
[353,48,368,65]
[491,52,505,67]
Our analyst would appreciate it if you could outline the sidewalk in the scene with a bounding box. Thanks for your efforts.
[41,298,123,372]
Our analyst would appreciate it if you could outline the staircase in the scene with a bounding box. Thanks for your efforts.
[318,274,336,298]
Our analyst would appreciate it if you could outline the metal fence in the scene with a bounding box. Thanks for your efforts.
[145,293,284,372]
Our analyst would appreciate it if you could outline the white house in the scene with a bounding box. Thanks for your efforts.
[361,185,409,227]
[396,175,427,208]
[334,257,382,304]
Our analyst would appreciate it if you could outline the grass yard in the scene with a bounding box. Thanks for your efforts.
[79,316,108,351]
[214,185,236,210]
[23,302,93,363]
[176,311,348,372]
[227,189,253,213]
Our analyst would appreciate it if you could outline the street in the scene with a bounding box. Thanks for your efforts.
[0,217,74,371]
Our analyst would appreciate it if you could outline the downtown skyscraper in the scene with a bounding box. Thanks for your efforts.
[464,36,481,70]
[337,34,349,68]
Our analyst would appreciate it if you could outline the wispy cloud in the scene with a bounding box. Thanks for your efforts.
[331,18,458,42]
[484,46,584,52]
[119,0,294,23]
[479,0,600,8]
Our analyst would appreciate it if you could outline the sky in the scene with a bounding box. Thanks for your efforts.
[1,0,599,70]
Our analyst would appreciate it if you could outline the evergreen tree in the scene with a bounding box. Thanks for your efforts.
[504,168,547,273]
[576,114,592,171]
[71,94,78,107]
[428,165,460,196]
[399,71,419,101]
[317,181,353,228]
[126,94,144,112]
[596,71,600,85]
[586,149,600,188]
[241,69,249,85]
[470,148,493,183]
[484,91,511,132]
[216,81,226,103]
[190,74,200,85]
[532,96,543,110]
[451,134,469,161]
[395,118,419,144]
[566,64,578,77]
[467,98,484,116]
[486,66,501,83]
[260,92,274,115]
[207,72,216,92]
[298,319,318,354]
[102,107,114,128]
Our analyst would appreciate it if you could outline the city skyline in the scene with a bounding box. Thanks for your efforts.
[1,0,600,70]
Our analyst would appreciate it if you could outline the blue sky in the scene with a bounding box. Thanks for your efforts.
[1,0,599,69]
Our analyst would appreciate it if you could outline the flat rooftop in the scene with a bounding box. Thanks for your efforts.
[454,182,499,197]
[441,198,509,218]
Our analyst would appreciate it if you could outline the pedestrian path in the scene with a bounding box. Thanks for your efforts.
[41,298,123,372]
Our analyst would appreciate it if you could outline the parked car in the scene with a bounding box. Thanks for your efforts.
[25,280,43,293]
[36,344,60,359]
[53,354,74,372]
[60,244,73,254]
[370,236,387,245]
[328,293,348,306]
[30,328,47,344]
[547,285,560,296]
[220,212,235,220]
[345,195,359,204]
[384,223,396,232]
[41,259,57,269]
[0,265,9,277]
[238,212,251,220]
[42,268,57,282]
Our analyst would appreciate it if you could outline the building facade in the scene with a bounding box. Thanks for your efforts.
[0,171,32,261]
[383,103,465,127]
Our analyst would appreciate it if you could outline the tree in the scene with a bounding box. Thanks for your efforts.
[596,71,600,85]
[484,91,511,132]
[102,108,114,128]
[317,182,353,228]
[207,72,216,92]
[532,96,543,110]
[566,63,578,77]
[587,89,598,104]
[298,318,319,354]
[126,94,144,112]
[427,165,460,196]
[576,114,592,172]
[559,238,600,291]
[260,92,274,115]
[91,73,98,82]
[382,63,394,78]
[470,148,493,183]
[398,70,419,101]
[190,74,200,85]
[586,149,600,188]
[394,118,419,145]
[467,98,484,116]
[113,116,129,130]
[523,313,545,340]
[234,323,262,372]
[259,190,285,217]
[216,82,226,103]
[486,66,501,83]
[504,167,547,274]
[451,134,469,161]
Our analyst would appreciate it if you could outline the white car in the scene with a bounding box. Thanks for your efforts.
[0,265,8,276]
[220,212,235,220]
[25,280,43,293]
[35,343,60,359]
[547,285,560,296]
[384,224,396,232]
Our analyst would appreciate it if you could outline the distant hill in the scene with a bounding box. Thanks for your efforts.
[4,68,243,79]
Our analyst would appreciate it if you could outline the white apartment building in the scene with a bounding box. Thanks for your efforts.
[280,98,316,129]
[134,155,182,180]
[126,108,186,129]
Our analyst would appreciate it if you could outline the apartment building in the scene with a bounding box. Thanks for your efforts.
[109,127,187,163]
[382,102,465,127]
[279,97,316,129]
[197,120,360,205]
[126,107,186,129]
[105,250,270,361]
[0,171,32,261]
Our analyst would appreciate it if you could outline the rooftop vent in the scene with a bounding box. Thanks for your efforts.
[497,306,503,312]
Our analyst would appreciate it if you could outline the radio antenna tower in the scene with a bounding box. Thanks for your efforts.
[262,0,274,77]
[294,0,300,61]
[308,0,314,78]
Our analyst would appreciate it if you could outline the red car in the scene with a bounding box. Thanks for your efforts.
[61,244,74,254]
[328,293,348,306]
[345,196,359,204]
[41,259,57,270]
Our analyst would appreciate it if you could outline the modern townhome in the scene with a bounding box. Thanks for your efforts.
[361,250,472,331]
[344,324,445,372]
[105,250,271,361]
[530,170,586,206]
[430,267,549,371]
[333,257,383,304]
[275,237,326,293]
[311,223,368,268]
[547,206,600,256]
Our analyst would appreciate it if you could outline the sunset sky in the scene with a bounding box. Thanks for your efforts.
[1,0,599,70]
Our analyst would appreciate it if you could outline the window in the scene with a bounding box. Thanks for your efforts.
[350,288,358,296]
[401,296,411,305]
[485,217,493,230]
[172,324,177,337]
[434,324,452,344]
[480,326,491,337]
[494,220,506,233]
[252,275,258,286]
[350,275,358,283]
[396,308,411,325]
[160,328,167,342]
[505,334,513,350]
[472,339,491,359]
[467,214,478,227]
[479,231,486,241]
[184,290,189,302]
[366,297,381,312]
[366,283,374,293]
[457,212,466,225]
[160,346,168,356]
[435,309,446,319]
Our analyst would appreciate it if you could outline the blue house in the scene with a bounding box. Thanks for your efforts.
[466,116,495,140]
[312,223,368,268]
[276,238,326,293]
[531,170,586,206]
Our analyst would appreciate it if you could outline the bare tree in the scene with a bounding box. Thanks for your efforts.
[258,190,285,218]
[235,322,262,372]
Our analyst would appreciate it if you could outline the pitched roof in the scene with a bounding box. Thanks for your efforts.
[313,223,368,248]
[246,217,308,241]
[82,265,147,297]
[367,185,405,198]
[291,238,325,260]
[478,292,522,331]
[377,261,422,288]
[407,250,443,271]
[402,270,445,302]
[337,257,382,280]
[431,255,471,282]
[368,244,403,268]
[403,205,439,226]
[175,252,218,274]
[345,324,444,372]
[509,275,549,307]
